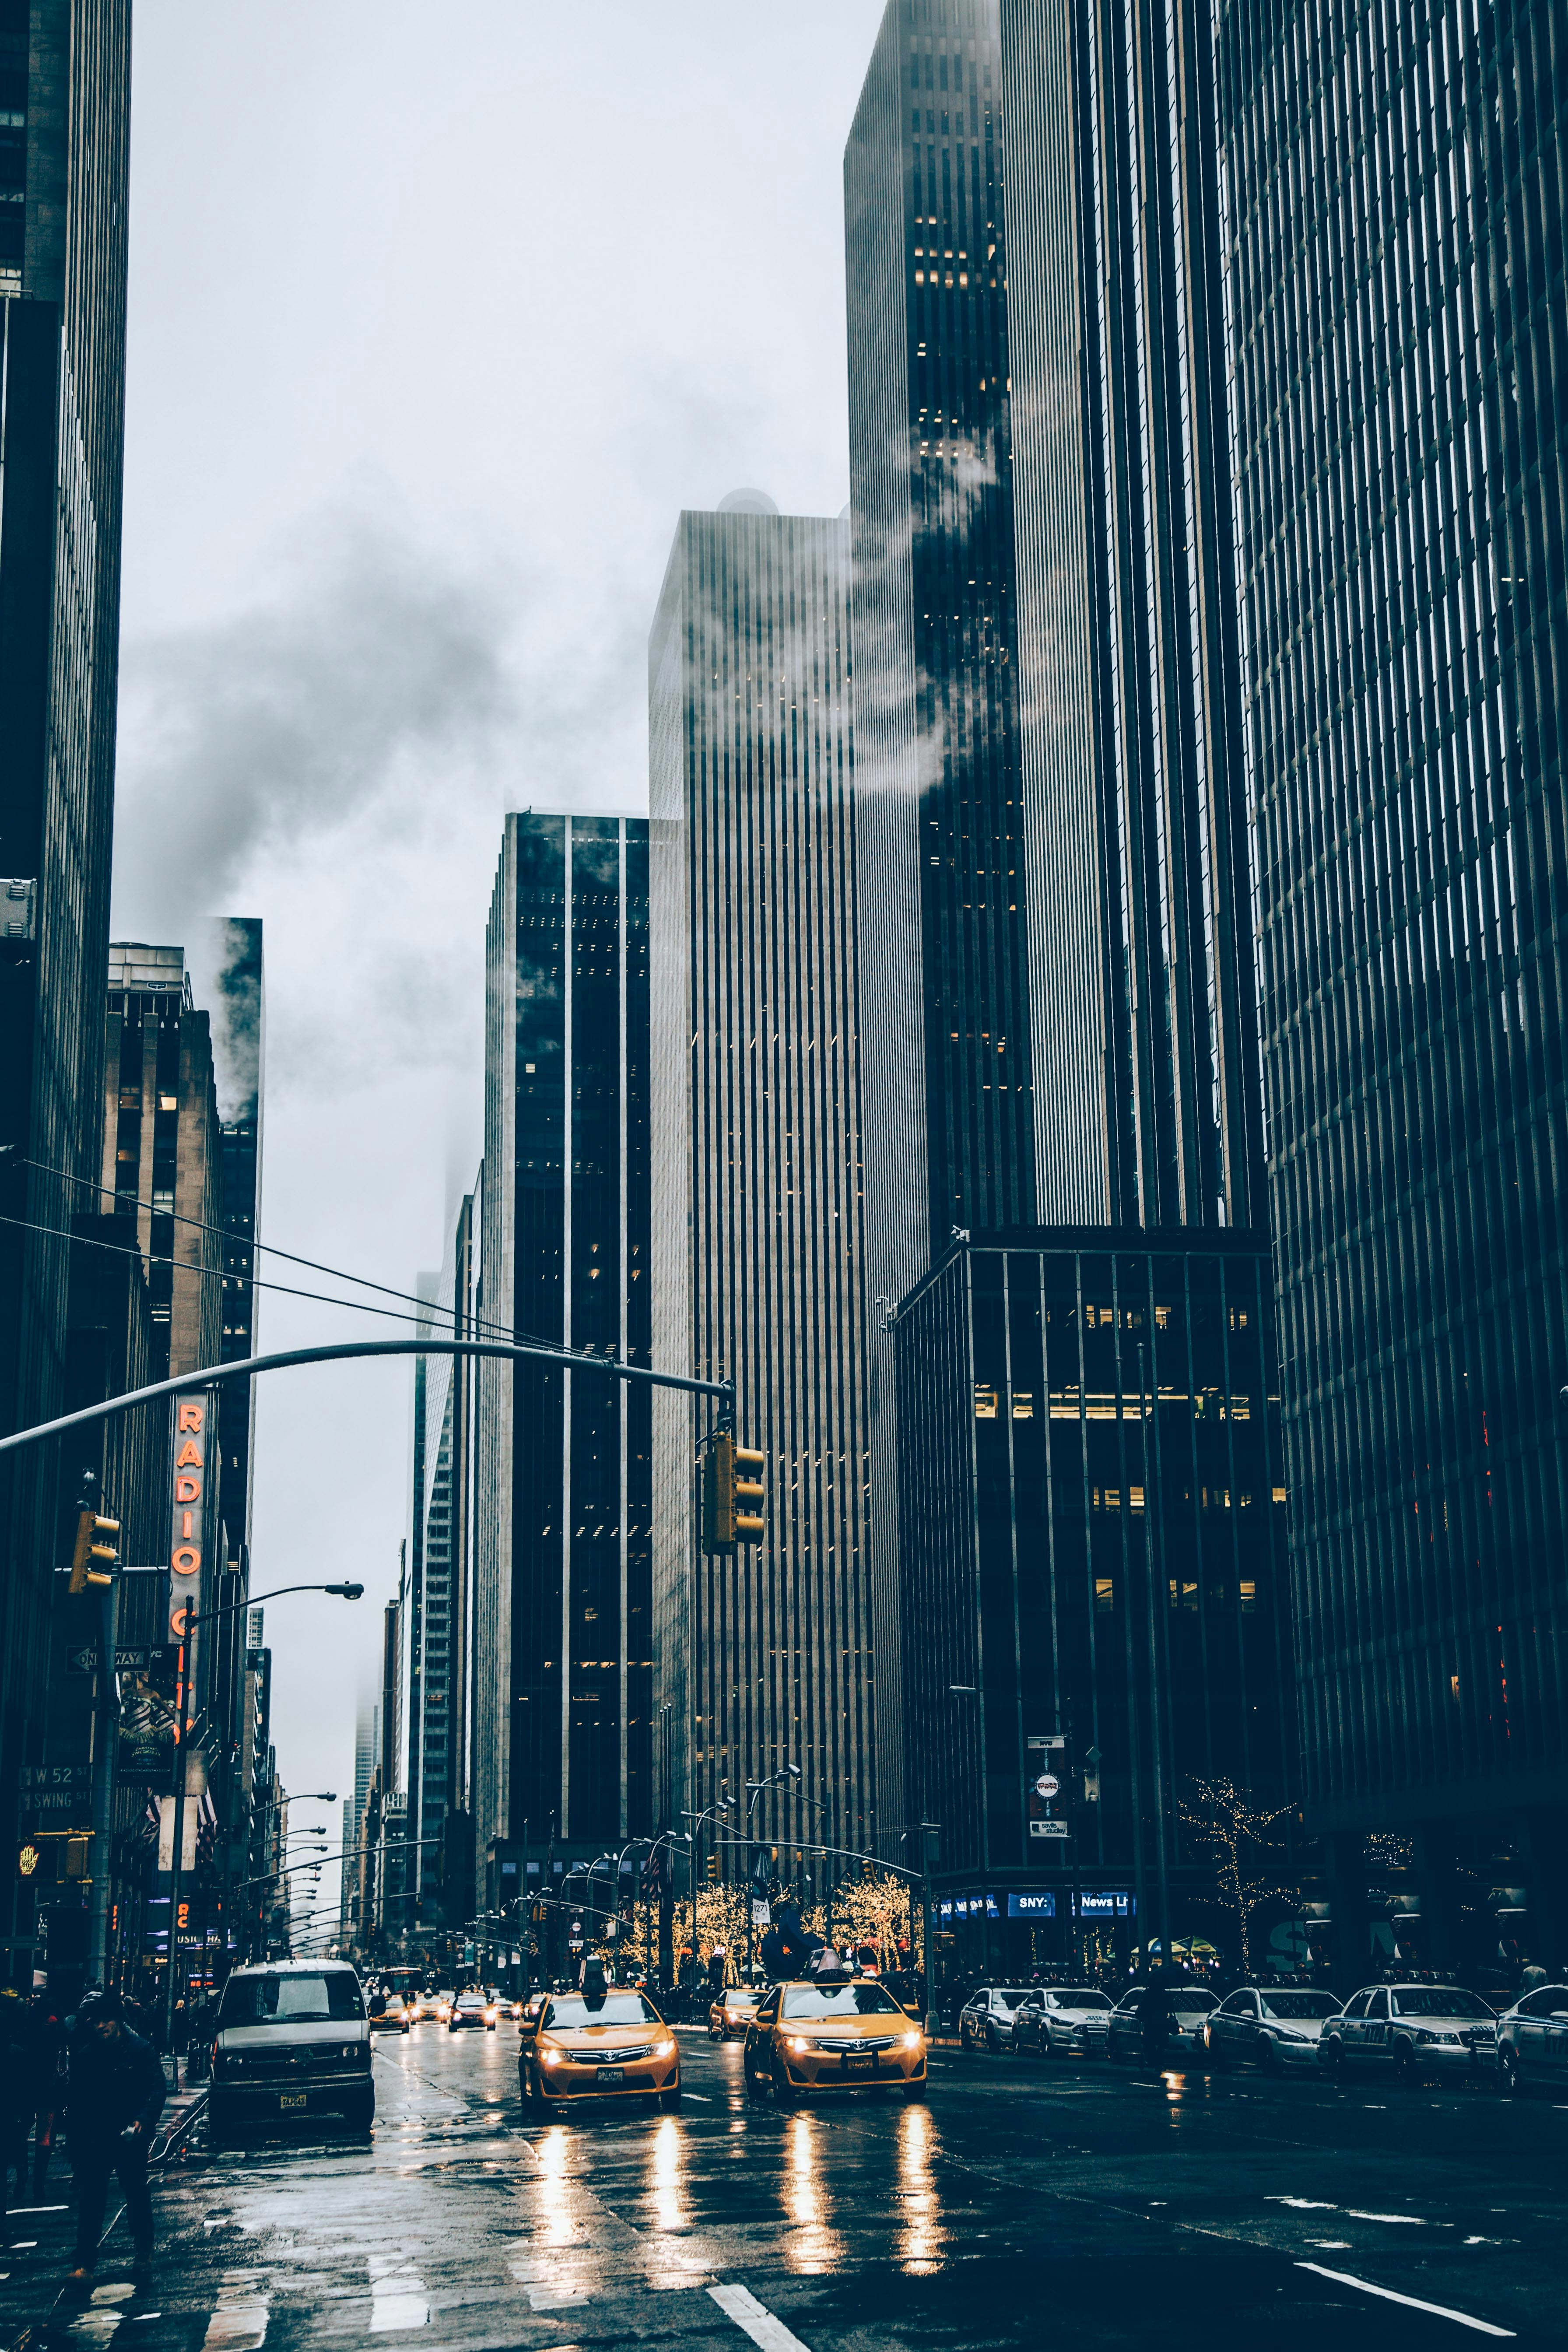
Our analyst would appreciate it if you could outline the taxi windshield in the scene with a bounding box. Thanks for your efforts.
[780,1984,903,2019]
[725,1990,760,2005]
[542,1993,661,2029]
[1259,1992,1340,2019]
[1050,1989,1112,2010]
[1390,1987,1493,2019]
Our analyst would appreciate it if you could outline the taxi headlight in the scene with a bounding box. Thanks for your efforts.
[540,2043,564,2066]
[655,2039,675,2058]
[787,2036,810,2055]
[901,2031,922,2050]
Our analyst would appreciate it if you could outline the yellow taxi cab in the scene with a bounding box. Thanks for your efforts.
[744,1976,928,2103]
[709,1985,762,2042]
[521,1986,681,2113]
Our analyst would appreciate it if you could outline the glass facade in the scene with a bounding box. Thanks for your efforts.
[846,0,1273,1853]
[0,0,131,1939]
[475,814,652,1862]
[648,504,872,1860]
[1218,0,1568,1889]
[895,1233,1289,1948]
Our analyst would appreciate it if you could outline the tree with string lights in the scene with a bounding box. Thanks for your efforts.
[1179,1776,1300,1974]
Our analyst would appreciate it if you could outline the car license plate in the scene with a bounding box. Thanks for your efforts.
[843,2051,875,2075]
[279,2092,306,2110]
[597,2067,624,2087]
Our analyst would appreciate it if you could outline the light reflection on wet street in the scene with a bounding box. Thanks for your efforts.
[6,2027,1567,2349]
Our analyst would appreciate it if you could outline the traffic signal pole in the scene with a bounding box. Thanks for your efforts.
[0,1338,730,1460]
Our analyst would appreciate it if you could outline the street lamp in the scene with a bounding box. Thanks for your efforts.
[744,1765,800,1978]
[164,1582,362,2047]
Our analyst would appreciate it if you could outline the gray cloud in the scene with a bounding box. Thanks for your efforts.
[112,509,524,938]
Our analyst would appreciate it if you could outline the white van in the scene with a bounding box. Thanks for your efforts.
[209,1961,373,2134]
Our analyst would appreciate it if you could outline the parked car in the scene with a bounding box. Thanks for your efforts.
[1493,1984,1568,2096]
[1106,1983,1219,2063]
[1204,1986,1340,2071]
[958,1986,1035,2053]
[1320,1982,1498,2082]
[1012,1985,1114,2061]
[208,1961,373,2136]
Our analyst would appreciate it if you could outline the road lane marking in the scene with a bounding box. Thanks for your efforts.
[1268,2198,1336,2210]
[1295,2264,1515,2334]
[709,2281,813,2351]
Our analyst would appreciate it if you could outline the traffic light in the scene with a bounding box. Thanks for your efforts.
[69,1472,119,1596]
[705,1853,720,1886]
[702,1433,766,1553]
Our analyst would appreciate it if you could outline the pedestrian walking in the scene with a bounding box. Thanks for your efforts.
[1140,1976,1173,2070]
[64,1991,167,2282]
[22,1991,64,2196]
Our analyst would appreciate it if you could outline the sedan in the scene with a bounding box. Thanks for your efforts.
[744,1979,926,2103]
[369,1993,412,2035]
[448,1988,499,2032]
[1012,1985,1114,2061]
[1204,1986,1341,2071]
[1321,1983,1498,2082]
[958,1985,1035,2053]
[1496,1983,1568,2096]
[709,1986,762,2041]
[523,1988,681,2112]
[1106,1983,1219,2063]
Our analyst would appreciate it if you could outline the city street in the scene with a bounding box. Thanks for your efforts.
[6,2029,1567,2350]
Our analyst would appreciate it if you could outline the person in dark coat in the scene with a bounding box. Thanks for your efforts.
[1140,1976,1174,2069]
[64,1991,167,2279]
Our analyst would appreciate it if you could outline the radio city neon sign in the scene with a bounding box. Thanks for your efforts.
[168,1394,208,1643]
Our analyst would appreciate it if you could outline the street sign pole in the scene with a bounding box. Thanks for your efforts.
[87,1569,121,1987]
[921,1822,939,2034]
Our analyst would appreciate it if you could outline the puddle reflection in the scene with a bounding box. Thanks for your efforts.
[896,2101,941,2274]
[781,2113,845,2276]
[538,2128,575,2247]
[649,2115,688,2235]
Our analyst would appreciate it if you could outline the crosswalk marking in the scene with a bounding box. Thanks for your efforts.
[709,2281,814,2352]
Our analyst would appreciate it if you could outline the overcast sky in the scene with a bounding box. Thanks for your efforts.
[109,1,886,1924]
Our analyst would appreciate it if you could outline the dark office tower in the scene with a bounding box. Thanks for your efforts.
[0,0,130,1945]
[846,0,1273,1860]
[475,814,652,1880]
[101,947,226,1384]
[1216,4,1568,1962]
[188,918,265,1561]
[648,496,872,1861]
[408,1187,476,1936]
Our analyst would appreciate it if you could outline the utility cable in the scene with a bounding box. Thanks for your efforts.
[7,1148,524,1345]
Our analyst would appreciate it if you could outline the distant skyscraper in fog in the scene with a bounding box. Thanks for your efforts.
[648,493,872,1861]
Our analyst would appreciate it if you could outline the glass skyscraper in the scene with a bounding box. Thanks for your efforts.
[648,496,873,1869]
[845,0,1285,1924]
[1218,1,1568,1959]
[0,0,130,1954]
[474,813,652,1875]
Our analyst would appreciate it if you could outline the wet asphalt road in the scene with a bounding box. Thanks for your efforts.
[6,2024,1567,2350]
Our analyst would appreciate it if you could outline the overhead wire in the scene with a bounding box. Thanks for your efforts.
[1,1148,533,1355]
